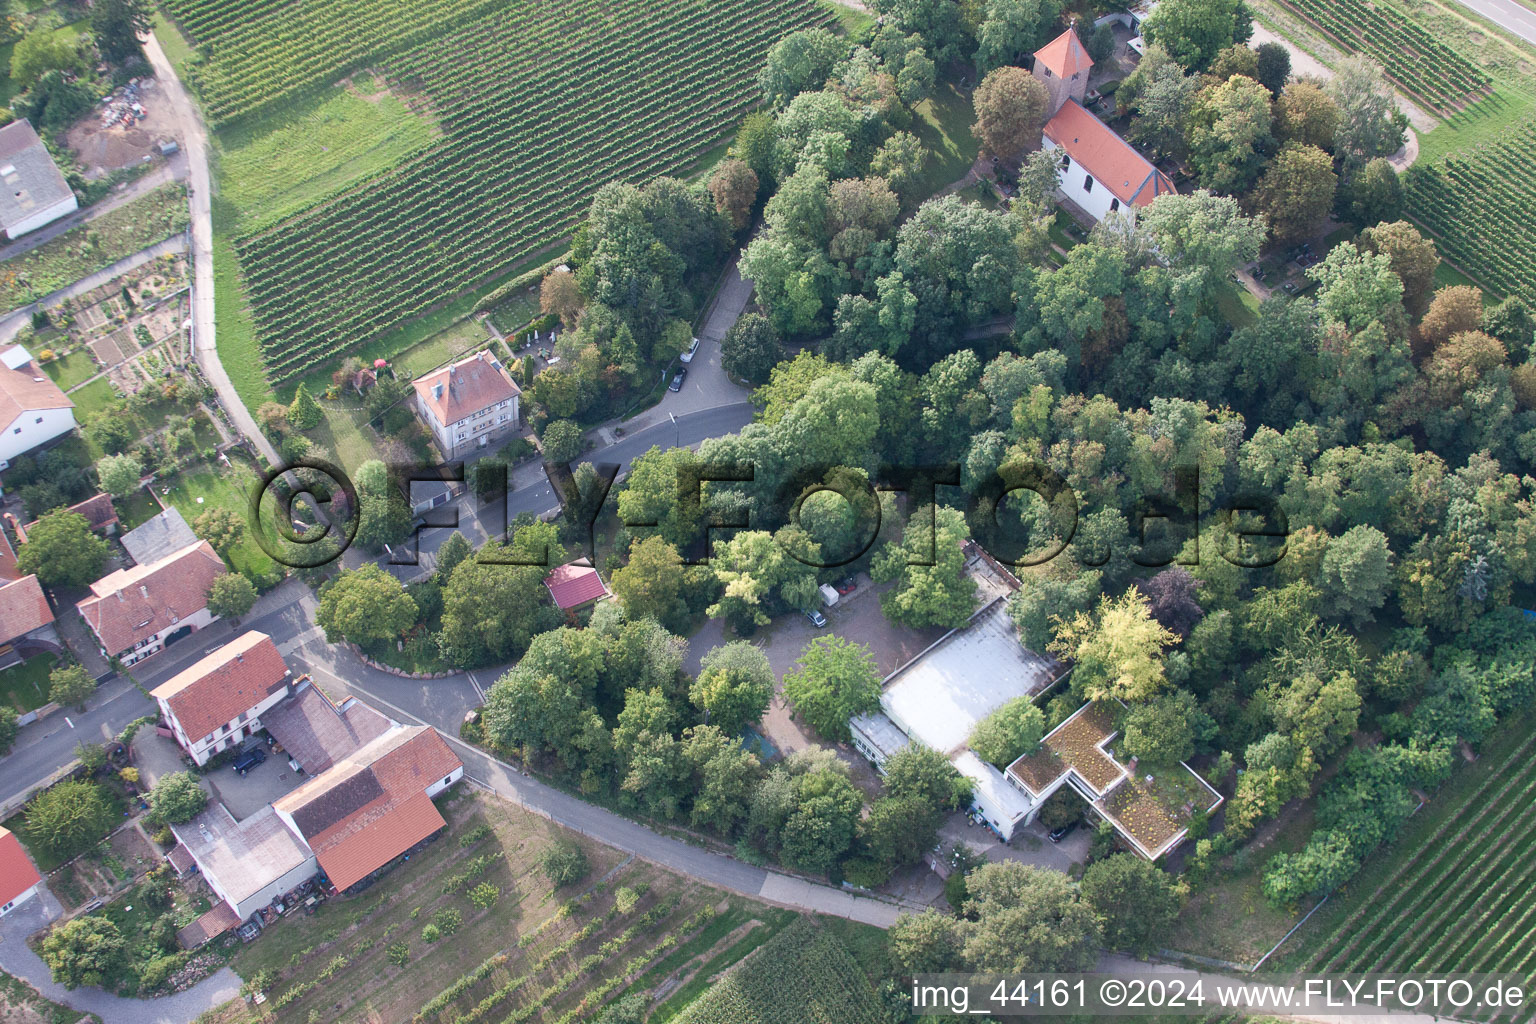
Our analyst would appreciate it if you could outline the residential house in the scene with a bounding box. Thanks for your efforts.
[76,539,226,666]
[0,120,78,240]
[0,826,42,916]
[20,492,119,538]
[544,561,609,611]
[150,631,294,766]
[0,346,75,471]
[1035,27,1177,222]
[412,351,521,459]
[0,574,55,655]
[120,506,197,565]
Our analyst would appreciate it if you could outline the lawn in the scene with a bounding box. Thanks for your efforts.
[213,77,439,234]
[910,82,981,198]
[0,652,58,714]
[159,458,280,583]
[819,0,876,37]
[114,488,162,531]
[0,185,189,311]
[394,318,496,380]
[1434,259,1491,294]
[67,377,120,420]
[1213,278,1260,327]
[485,289,541,337]
[1416,85,1536,165]
[39,349,98,391]
[195,787,757,1024]
[308,398,382,477]
[210,200,274,414]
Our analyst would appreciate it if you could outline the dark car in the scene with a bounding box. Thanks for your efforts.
[1048,822,1074,844]
[835,576,857,595]
[669,369,686,392]
[232,747,267,776]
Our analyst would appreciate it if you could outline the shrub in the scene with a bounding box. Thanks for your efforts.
[541,840,589,888]
[613,886,638,914]
[458,823,492,847]
[421,923,441,943]
[386,942,410,966]
[468,882,499,909]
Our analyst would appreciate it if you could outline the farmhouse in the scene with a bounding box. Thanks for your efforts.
[150,631,295,766]
[412,350,521,458]
[1007,701,1224,859]
[76,539,226,666]
[0,825,43,917]
[0,346,76,472]
[1034,27,1176,222]
[0,120,79,240]
[850,600,1060,839]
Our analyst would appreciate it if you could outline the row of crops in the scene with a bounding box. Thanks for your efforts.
[161,0,506,125]
[1405,116,1536,306]
[207,0,829,383]
[1272,0,1488,113]
[1300,729,1536,1022]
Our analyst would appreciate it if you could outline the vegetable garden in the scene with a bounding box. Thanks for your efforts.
[1272,0,1488,112]
[1406,115,1536,305]
[1295,727,1536,1022]
[166,0,830,386]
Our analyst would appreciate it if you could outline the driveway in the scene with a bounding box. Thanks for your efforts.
[655,256,753,418]
[940,813,1091,875]
[0,887,241,1024]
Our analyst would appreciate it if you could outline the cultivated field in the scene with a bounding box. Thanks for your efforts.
[1407,115,1536,304]
[163,0,830,387]
[1286,722,1536,1022]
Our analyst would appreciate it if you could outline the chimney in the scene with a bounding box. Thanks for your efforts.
[140,585,149,598]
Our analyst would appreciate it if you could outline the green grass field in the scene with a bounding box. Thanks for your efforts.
[68,377,120,419]
[40,349,98,390]
[159,458,279,582]
[0,652,58,714]
[910,83,981,198]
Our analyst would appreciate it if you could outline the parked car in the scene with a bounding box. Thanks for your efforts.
[232,747,267,776]
[680,336,700,363]
[669,369,687,392]
[835,576,857,595]
[803,608,828,628]
[1048,822,1075,843]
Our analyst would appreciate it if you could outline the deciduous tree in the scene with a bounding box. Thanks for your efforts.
[149,772,208,825]
[961,862,1102,972]
[782,634,881,741]
[709,158,760,232]
[316,564,419,645]
[193,506,245,557]
[17,509,110,586]
[721,313,784,385]
[968,696,1045,767]
[691,641,774,737]
[1080,855,1181,955]
[1254,143,1336,244]
[1050,591,1178,703]
[41,916,127,990]
[206,573,258,621]
[972,66,1049,158]
[1141,0,1253,70]
[49,664,94,710]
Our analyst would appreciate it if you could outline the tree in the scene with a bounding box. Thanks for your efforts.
[542,839,589,887]
[758,28,843,106]
[1188,75,1274,193]
[41,916,126,990]
[751,748,862,874]
[1309,242,1404,333]
[1254,41,1291,95]
[1418,285,1484,353]
[10,27,79,90]
[860,794,943,868]
[1318,525,1394,627]
[972,67,1049,158]
[1326,56,1402,166]
[206,572,258,621]
[439,523,565,666]
[14,70,93,132]
[969,697,1046,767]
[869,130,927,204]
[1135,567,1205,638]
[435,532,473,584]
[49,664,94,710]
[1275,79,1340,151]
[1080,855,1181,955]
[682,725,762,834]
[193,506,244,557]
[1482,296,1535,363]
[1121,690,1208,764]
[1272,670,1362,759]
[24,779,114,861]
[1050,591,1178,703]
[16,509,109,586]
[1359,220,1438,315]
[1141,0,1253,70]
[709,158,759,233]
[1342,157,1402,226]
[872,504,979,629]
[889,910,964,974]
[1011,564,1103,652]
[540,419,584,464]
[286,382,321,431]
[975,0,1064,73]
[721,312,783,384]
[0,706,16,756]
[354,491,413,553]
[883,742,974,810]
[611,536,689,633]
[1208,44,1258,82]
[961,862,1102,972]
[539,268,582,326]
[1254,143,1336,244]
[93,453,141,498]
[706,530,819,633]
[1123,44,1200,160]
[149,771,208,824]
[869,0,972,64]
[91,0,150,62]
[316,564,419,645]
[782,634,881,741]
[692,642,774,737]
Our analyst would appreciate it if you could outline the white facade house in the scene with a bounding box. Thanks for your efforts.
[0,346,75,471]
[412,351,521,458]
[0,826,41,917]
[151,631,295,766]
[0,120,78,240]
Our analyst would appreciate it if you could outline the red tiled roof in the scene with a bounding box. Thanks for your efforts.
[1034,27,1093,80]
[412,351,520,428]
[23,493,118,535]
[0,574,52,643]
[76,540,226,657]
[0,348,71,429]
[151,631,291,742]
[166,842,196,876]
[177,900,240,949]
[0,827,41,908]
[275,727,461,892]
[1045,100,1177,208]
[544,562,607,609]
[0,525,18,582]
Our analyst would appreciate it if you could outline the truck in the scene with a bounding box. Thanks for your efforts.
[819,583,840,608]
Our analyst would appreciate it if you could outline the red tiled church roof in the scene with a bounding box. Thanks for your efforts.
[1045,99,1178,208]
[1034,26,1094,79]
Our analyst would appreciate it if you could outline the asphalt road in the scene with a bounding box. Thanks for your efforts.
[1450,0,1536,45]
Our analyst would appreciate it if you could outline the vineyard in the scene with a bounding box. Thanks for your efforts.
[1406,116,1536,304]
[1295,726,1536,1023]
[671,918,887,1024]
[1271,0,1488,112]
[167,0,828,386]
